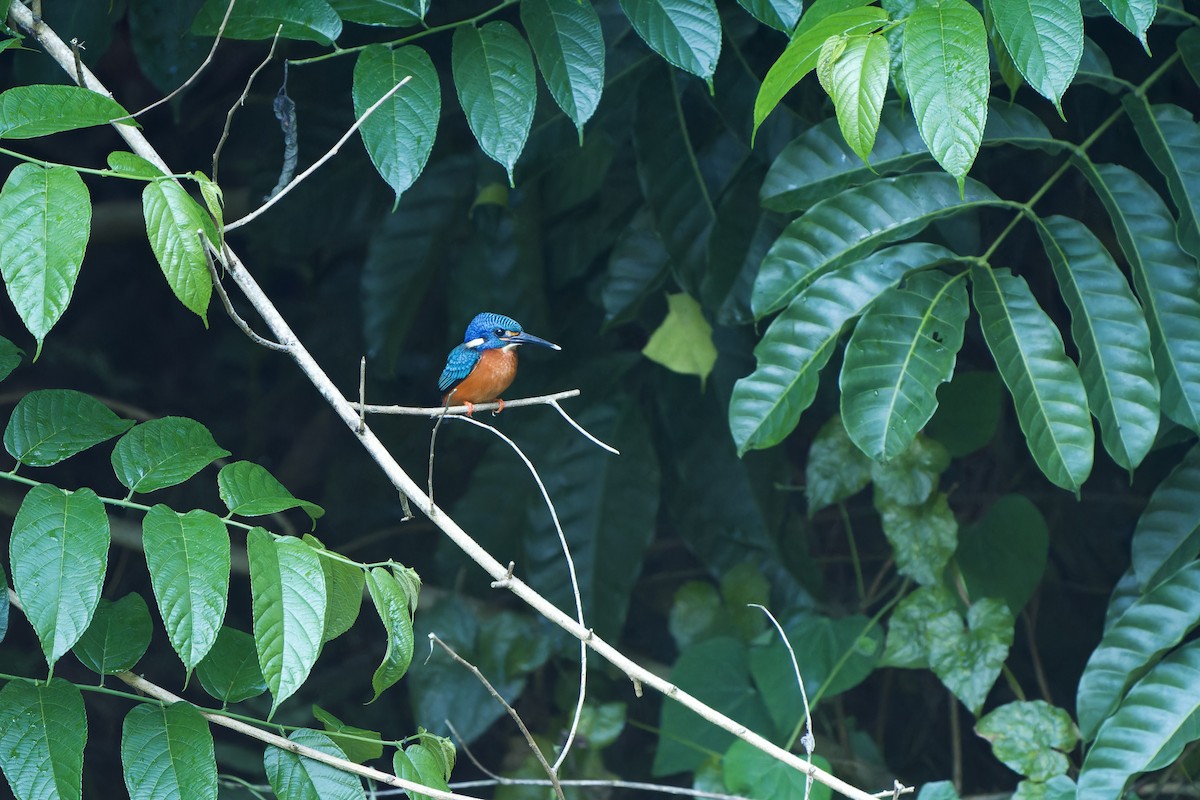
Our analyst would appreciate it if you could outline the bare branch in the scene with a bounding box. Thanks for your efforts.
[364,390,582,416]
[750,604,815,799]
[212,25,283,183]
[203,237,290,351]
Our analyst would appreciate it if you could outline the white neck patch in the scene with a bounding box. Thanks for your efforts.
[464,337,485,349]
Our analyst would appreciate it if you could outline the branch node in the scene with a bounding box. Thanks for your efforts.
[357,356,367,434]
[490,561,516,588]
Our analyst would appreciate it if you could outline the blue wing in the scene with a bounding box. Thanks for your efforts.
[438,344,480,392]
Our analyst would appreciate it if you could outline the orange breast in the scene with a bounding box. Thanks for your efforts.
[444,347,519,405]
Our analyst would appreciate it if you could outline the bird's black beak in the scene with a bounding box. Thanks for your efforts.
[504,330,561,350]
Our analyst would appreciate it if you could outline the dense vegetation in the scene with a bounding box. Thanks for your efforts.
[1,0,1199,798]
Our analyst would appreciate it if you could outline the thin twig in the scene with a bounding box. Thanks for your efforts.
[358,357,367,434]
[446,414,589,768]
[548,398,620,455]
[751,604,815,800]
[367,390,581,416]
[430,634,566,800]
[223,75,412,231]
[445,721,504,781]
[212,25,283,183]
[203,238,289,351]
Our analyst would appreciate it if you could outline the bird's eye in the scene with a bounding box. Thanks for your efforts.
[493,327,505,337]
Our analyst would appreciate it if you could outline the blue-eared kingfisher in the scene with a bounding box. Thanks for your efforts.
[438,312,561,413]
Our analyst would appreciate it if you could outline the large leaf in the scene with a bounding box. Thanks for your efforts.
[1076,561,1200,740]
[619,0,722,83]
[970,265,1094,492]
[878,491,958,585]
[819,33,890,165]
[0,164,90,356]
[451,22,537,184]
[1033,214,1159,470]
[0,679,86,800]
[142,178,217,323]
[303,535,365,643]
[353,45,440,202]
[394,742,452,800]
[128,0,209,95]
[736,0,803,31]
[731,243,957,455]
[121,703,217,800]
[985,0,1083,112]
[0,85,132,138]
[752,173,999,317]
[642,293,718,387]
[976,701,1078,782]
[365,567,415,701]
[841,269,969,462]
[806,414,873,514]
[217,461,324,520]
[4,389,133,467]
[72,593,152,675]
[191,0,342,44]
[762,101,1057,212]
[1122,100,1200,260]
[902,0,989,188]
[10,485,109,670]
[264,729,362,800]
[111,417,230,494]
[520,0,604,136]
[601,206,671,324]
[328,0,427,26]
[248,529,327,716]
[1079,162,1200,432]
[1130,442,1200,589]
[143,506,230,675]
[195,626,268,704]
[1077,640,1200,799]
[956,494,1049,614]
[1097,0,1155,47]
[929,597,1014,715]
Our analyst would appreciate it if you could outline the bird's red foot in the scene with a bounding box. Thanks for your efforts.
[463,401,476,416]
[492,398,506,415]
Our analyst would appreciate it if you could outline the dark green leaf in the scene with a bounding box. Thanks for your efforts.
[752,173,997,317]
[365,566,415,701]
[143,506,230,674]
[806,414,873,514]
[882,584,957,669]
[195,626,268,704]
[264,729,362,800]
[971,265,1094,492]
[0,679,85,800]
[869,433,950,506]
[841,270,969,461]
[736,0,803,31]
[107,151,166,179]
[724,741,833,800]
[0,563,7,645]
[521,0,604,136]
[0,85,132,138]
[303,535,364,643]
[620,0,722,82]
[72,594,152,675]
[328,0,427,26]
[0,164,90,356]
[217,460,324,520]
[128,0,209,95]
[1097,0,1155,47]
[4,389,132,466]
[353,44,440,202]
[141,178,216,322]
[312,705,383,764]
[1122,99,1200,260]
[1130,442,1200,589]
[878,492,957,585]
[121,702,217,800]
[191,0,342,44]
[451,22,537,184]
[0,336,21,382]
[976,701,1077,781]
[956,494,1049,614]
[601,206,671,324]
[10,485,109,670]
[985,0,1082,112]
[925,371,1004,456]
[111,417,230,494]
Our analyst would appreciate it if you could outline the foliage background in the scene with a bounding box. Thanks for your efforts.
[0,0,1199,798]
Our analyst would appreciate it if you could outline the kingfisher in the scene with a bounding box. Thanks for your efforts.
[438,312,561,414]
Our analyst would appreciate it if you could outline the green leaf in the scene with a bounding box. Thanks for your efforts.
[248,529,327,716]
[986,0,1024,99]
[619,0,722,82]
[1130,443,1200,589]
[925,371,1004,457]
[1098,0,1155,48]
[217,461,324,520]
[601,206,671,324]
[984,0,1082,112]
[143,506,230,675]
[821,33,890,164]
[395,743,452,800]
[902,0,990,187]
[365,566,415,702]
[72,594,152,675]
[10,485,109,670]
[929,597,1014,714]
[0,85,133,138]
[107,151,166,179]
[312,706,383,764]
[918,781,963,800]
[878,491,957,585]
[806,414,874,514]
[731,243,957,455]
[869,433,950,506]
[752,173,997,317]
[191,0,342,44]
[264,729,362,800]
[956,494,1049,614]
[1078,639,1200,799]
[128,0,210,96]
[976,701,1078,781]
[195,626,268,704]
[0,336,22,382]
[121,702,217,800]
[4,389,133,467]
[520,0,604,136]
[724,741,833,800]
[142,179,217,322]
[1033,214,1160,470]
[111,417,230,494]
[762,101,1057,212]
[451,22,536,185]
[0,679,86,800]
[353,45,440,202]
[328,0,427,26]
[841,270,969,461]
[753,6,888,139]
[0,164,91,356]
[303,535,365,643]
[0,563,8,645]
[1076,560,1200,740]
[970,265,1094,492]
[736,0,803,31]
[882,583,957,669]
[1123,100,1200,260]
[1079,162,1200,433]
[642,293,717,387]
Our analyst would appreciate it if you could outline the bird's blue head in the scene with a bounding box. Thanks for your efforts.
[462,312,561,351]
